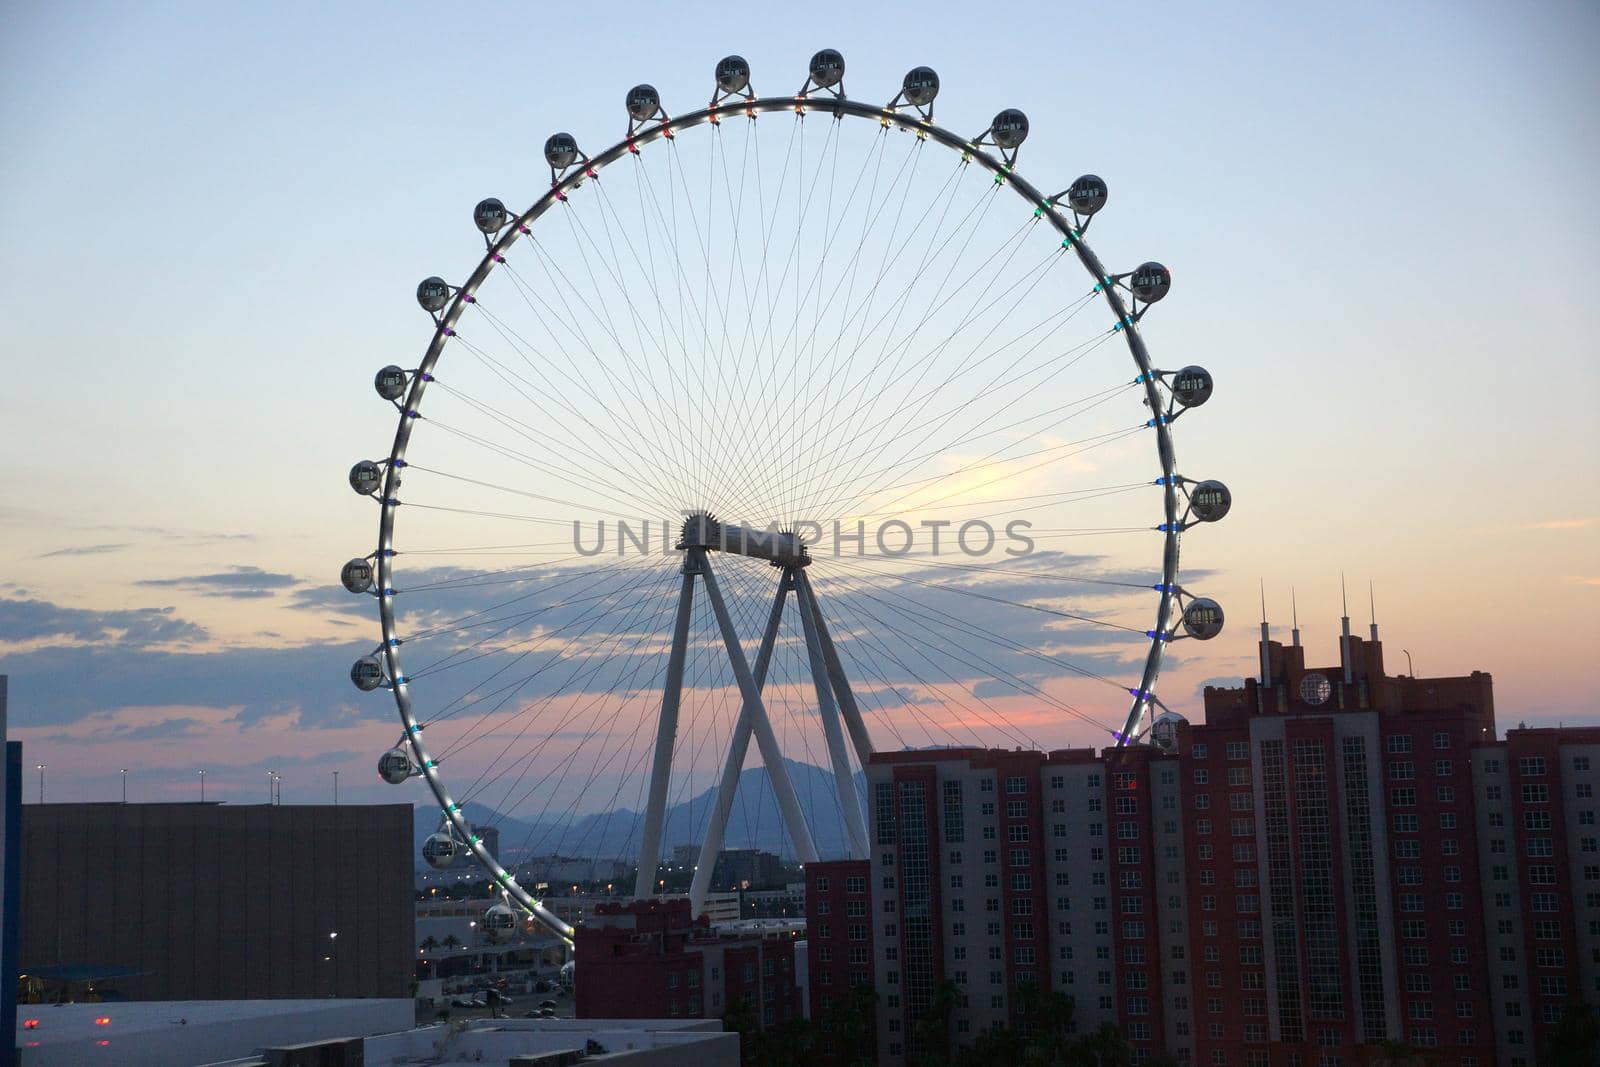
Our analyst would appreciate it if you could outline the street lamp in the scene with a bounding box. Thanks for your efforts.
[198,769,206,803]
[35,764,45,803]
[120,769,128,804]
[332,770,339,805]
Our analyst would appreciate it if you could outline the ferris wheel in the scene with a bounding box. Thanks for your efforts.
[342,51,1229,943]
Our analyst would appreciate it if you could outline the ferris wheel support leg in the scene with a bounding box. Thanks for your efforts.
[794,569,872,859]
[690,571,818,916]
[700,559,821,867]
[633,558,698,900]
[795,569,875,766]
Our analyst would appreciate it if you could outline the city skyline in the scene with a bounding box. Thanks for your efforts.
[3,2,1598,810]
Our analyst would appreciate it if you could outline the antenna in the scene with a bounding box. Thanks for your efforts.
[1368,580,1379,642]
[1291,587,1301,648]
[1259,579,1273,688]
[1340,572,1353,683]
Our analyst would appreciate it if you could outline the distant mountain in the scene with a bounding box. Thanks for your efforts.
[413,757,865,866]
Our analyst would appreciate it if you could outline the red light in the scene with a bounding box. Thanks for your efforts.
[97,1039,111,1046]
[95,1016,111,1026]
[23,1019,39,1029]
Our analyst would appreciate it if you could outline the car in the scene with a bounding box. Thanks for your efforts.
[539,1006,556,1018]
[539,1000,557,1011]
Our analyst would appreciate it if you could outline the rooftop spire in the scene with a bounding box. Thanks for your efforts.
[1340,572,1354,683]
[1369,579,1379,642]
[1259,579,1273,687]
[1291,587,1301,647]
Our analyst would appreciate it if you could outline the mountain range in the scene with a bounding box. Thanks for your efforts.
[413,757,866,866]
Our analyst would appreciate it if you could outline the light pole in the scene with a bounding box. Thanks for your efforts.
[198,769,206,803]
[35,764,45,803]
[120,768,128,803]
[333,770,339,805]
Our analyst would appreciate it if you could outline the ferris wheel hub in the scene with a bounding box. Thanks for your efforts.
[676,512,810,567]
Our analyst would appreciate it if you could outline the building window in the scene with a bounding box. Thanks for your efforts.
[1518,757,1546,777]
[1387,735,1413,754]
[875,783,897,844]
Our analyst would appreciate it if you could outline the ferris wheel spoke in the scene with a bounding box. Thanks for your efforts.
[402,568,664,663]
[453,301,694,512]
[506,243,699,508]
[409,560,672,689]
[797,237,1067,523]
[474,594,680,831]
[440,319,691,513]
[589,175,725,505]
[805,579,1012,749]
[812,562,1110,742]
[793,301,1114,524]
[796,136,942,441]
[417,406,677,523]
[542,212,712,507]
[799,415,1145,536]
[629,147,725,506]
[801,318,1123,524]
[440,564,680,796]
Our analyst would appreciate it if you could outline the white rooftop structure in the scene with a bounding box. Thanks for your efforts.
[16,1002,734,1067]
[364,1018,737,1066]
[16,999,411,1067]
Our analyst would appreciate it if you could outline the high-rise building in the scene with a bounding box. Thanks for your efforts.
[806,626,1599,1067]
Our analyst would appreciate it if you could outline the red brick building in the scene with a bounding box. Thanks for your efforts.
[574,897,802,1029]
[806,624,1599,1066]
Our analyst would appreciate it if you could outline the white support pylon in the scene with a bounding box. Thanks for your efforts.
[794,568,871,859]
[796,568,875,767]
[689,570,821,916]
[633,558,698,899]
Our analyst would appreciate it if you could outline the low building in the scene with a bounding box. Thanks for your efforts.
[710,848,786,890]
[19,802,414,1000]
[574,898,801,1030]
[14,998,411,1067]
[369,1017,737,1067]
[15,1004,732,1067]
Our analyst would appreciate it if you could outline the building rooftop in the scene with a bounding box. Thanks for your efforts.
[364,1017,737,1066]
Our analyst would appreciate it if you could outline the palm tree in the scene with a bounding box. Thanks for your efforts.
[442,934,460,951]
[419,936,440,953]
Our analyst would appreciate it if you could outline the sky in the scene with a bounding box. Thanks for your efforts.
[1,1,1596,821]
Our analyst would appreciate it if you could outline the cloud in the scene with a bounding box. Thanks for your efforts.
[1563,576,1600,587]
[0,597,207,647]
[136,565,300,598]
[1194,675,1240,695]
[1523,517,1596,531]
[34,715,210,743]
[36,543,130,558]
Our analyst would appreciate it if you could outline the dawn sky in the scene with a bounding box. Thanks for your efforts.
[2,1,1596,817]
